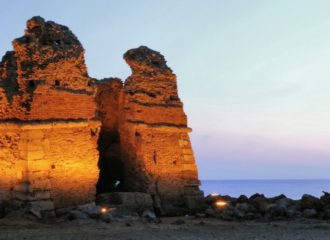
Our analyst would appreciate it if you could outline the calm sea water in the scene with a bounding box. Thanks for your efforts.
[201,179,330,200]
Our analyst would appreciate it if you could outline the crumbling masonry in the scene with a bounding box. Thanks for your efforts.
[0,17,203,216]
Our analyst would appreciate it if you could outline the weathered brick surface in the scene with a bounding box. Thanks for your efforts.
[28,85,95,120]
[97,46,203,215]
[0,17,100,212]
[0,16,97,121]
[1,17,203,216]
[1,121,100,209]
[0,129,19,201]
[45,122,100,208]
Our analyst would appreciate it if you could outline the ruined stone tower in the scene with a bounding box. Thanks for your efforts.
[96,47,203,215]
[0,17,203,216]
[0,17,100,215]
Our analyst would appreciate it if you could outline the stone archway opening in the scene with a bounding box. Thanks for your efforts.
[96,129,125,195]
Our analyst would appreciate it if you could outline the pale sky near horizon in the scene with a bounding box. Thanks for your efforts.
[1,0,330,180]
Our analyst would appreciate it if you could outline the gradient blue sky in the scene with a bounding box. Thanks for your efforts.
[1,0,330,179]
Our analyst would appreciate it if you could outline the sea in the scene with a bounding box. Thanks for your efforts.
[201,179,330,200]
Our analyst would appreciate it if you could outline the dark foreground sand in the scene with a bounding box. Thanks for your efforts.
[0,217,330,240]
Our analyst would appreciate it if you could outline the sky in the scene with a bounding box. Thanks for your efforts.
[1,0,330,180]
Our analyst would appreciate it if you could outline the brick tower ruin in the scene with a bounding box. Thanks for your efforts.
[0,17,100,215]
[0,17,203,216]
[96,47,204,215]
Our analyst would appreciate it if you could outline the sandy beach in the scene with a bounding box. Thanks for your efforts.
[0,216,329,240]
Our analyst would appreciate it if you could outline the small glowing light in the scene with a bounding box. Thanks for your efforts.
[215,200,227,208]
[210,193,218,197]
[101,207,108,214]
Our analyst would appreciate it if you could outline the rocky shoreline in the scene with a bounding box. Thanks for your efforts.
[1,193,330,240]
[1,192,330,223]
[204,192,330,221]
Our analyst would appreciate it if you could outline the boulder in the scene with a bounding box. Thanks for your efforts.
[96,192,154,216]
[285,207,298,218]
[236,203,255,213]
[28,209,42,219]
[68,210,89,220]
[275,196,293,209]
[320,192,330,206]
[268,194,287,203]
[322,208,330,220]
[237,195,249,203]
[264,203,288,220]
[300,194,324,211]
[55,206,74,217]
[100,212,114,223]
[205,194,219,205]
[217,208,235,221]
[77,202,99,217]
[232,208,245,219]
[249,193,266,201]
[303,208,318,218]
[205,208,216,217]
[249,195,268,213]
[141,209,157,222]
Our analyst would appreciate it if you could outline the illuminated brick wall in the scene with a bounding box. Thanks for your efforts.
[0,17,100,213]
[97,46,204,215]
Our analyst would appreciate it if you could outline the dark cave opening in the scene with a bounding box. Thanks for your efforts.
[96,128,125,195]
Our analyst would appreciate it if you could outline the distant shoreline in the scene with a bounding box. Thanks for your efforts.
[201,179,330,181]
[200,179,330,200]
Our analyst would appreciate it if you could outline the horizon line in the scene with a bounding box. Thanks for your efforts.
[201,178,330,181]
